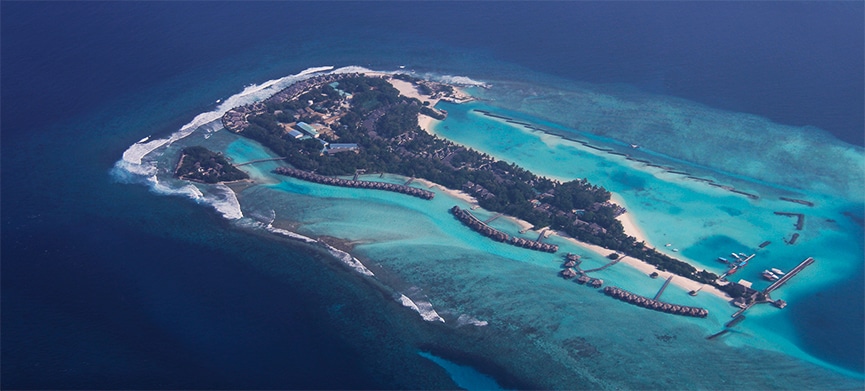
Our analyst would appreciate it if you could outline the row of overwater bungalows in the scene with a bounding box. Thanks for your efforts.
[274,167,435,200]
[450,206,558,253]
[603,286,708,318]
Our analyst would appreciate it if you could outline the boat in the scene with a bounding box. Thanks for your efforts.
[717,257,728,263]
[665,243,672,247]
[672,248,679,252]
[630,144,640,149]
[762,270,779,281]
[771,268,785,275]
[731,253,741,260]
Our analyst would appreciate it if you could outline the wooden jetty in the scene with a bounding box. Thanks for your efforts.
[234,157,287,166]
[582,255,624,273]
[731,257,815,318]
[483,212,504,224]
[764,257,815,295]
[653,276,674,301]
[774,212,805,230]
[780,197,814,207]
[274,167,435,200]
[536,230,548,242]
[724,315,746,328]
[758,240,772,248]
[787,233,800,245]
[706,329,731,340]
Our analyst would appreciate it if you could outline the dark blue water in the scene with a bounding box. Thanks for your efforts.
[3,2,862,387]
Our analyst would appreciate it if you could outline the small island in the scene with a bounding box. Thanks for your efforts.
[174,146,249,183]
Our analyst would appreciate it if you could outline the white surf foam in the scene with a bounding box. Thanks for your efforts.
[265,224,319,244]
[324,244,376,277]
[397,294,445,323]
[456,314,489,327]
[332,65,383,75]
[119,65,334,167]
[114,66,340,221]
[436,75,490,88]
[209,183,244,220]
[149,175,204,199]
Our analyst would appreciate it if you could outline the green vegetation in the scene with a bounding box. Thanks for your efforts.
[175,146,248,183]
[223,74,719,285]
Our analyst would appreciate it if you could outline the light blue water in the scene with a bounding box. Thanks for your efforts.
[418,351,508,391]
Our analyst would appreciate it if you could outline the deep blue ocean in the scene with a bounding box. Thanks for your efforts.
[3,2,862,388]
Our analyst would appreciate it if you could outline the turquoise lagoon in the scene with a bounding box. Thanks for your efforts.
[120,67,864,389]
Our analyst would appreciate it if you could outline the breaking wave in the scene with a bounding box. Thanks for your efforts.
[323,244,376,277]
[265,224,318,244]
[435,75,490,88]
[398,294,445,323]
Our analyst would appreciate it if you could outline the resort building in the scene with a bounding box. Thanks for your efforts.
[295,122,319,138]
[325,143,360,155]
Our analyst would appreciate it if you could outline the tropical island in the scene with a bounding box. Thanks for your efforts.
[209,71,721,286]
[174,146,249,183]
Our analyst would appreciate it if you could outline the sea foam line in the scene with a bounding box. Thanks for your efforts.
[119,65,334,166]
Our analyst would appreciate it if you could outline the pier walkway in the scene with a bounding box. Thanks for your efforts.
[582,256,624,273]
[483,213,504,224]
[653,276,674,301]
[729,256,815,318]
[235,157,287,166]
[774,212,805,230]
[765,257,815,295]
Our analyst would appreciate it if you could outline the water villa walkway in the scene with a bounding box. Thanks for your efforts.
[581,255,625,273]
[653,276,674,301]
[234,157,287,166]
